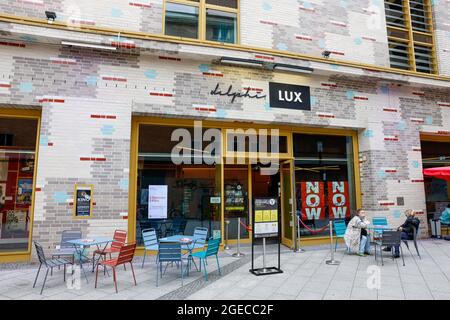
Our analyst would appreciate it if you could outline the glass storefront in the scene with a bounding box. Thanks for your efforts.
[0,117,38,253]
[136,124,222,246]
[133,122,359,247]
[421,140,450,217]
[294,133,356,238]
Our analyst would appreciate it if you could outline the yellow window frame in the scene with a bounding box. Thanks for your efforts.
[162,0,240,44]
[0,108,41,262]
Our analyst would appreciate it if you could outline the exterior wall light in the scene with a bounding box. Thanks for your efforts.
[61,41,117,51]
[322,50,331,59]
[45,11,57,24]
[219,57,264,68]
[273,64,314,74]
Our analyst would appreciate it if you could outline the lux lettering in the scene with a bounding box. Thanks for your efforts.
[278,90,302,103]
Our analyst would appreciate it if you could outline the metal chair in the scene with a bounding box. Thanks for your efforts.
[165,219,188,237]
[191,238,221,281]
[375,231,405,266]
[332,220,346,252]
[156,242,185,287]
[95,243,137,293]
[51,230,82,264]
[141,228,159,268]
[93,229,127,268]
[192,227,209,250]
[33,242,73,294]
[403,226,421,259]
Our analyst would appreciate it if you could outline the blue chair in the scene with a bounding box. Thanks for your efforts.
[141,228,159,268]
[372,216,388,239]
[156,242,185,287]
[51,229,82,264]
[333,220,347,252]
[191,238,221,281]
[192,227,209,250]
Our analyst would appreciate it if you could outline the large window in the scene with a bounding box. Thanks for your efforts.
[0,117,38,253]
[164,0,238,44]
[384,0,437,73]
[294,134,356,237]
[421,140,450,219]
[136,124,222,246]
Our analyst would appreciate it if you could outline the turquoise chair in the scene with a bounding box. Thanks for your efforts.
[333,220,347,252]
[372,216,388,240]
[141,228,159,268]
[192,227,209,250]
[191,238,221,281]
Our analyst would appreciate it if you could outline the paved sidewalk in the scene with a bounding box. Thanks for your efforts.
[186,239,450,300]
[1,239,450,300]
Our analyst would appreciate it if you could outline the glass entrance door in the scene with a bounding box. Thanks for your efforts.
[224,165,250,240]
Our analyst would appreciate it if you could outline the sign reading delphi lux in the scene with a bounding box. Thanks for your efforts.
[269,82,311,111]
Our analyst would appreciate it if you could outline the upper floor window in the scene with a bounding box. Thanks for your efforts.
[164,0,238,44]
[384,0,437,74]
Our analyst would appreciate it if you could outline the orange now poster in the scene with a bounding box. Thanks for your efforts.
[301,181,325,220]
[327,181,350,219]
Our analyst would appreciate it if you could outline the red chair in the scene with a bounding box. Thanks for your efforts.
[93,230,127,266]
[95,242,137,293]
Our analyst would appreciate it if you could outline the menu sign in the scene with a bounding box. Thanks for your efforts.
[254,197,279,238]
[74,185,93,218]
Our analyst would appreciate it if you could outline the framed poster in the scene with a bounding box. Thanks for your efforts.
[148,185,168,219]
[73,184,93,219]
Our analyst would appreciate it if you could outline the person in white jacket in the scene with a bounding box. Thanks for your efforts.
[344,209,371,256]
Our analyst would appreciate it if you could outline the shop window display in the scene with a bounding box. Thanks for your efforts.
[136,124,222,246]
[294,134,356,237]
[0,118,38,253]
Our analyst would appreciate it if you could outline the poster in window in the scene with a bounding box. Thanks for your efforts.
[327,181,350,219]
[148,185,168,219]
[300,181,325,221]
[16,178,33,206]
[19,157,35,175]
[74,185,93,218]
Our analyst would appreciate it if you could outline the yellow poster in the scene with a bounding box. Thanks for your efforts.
[263,210,271,222]
[255,210,263,223]
[270,210,278,222]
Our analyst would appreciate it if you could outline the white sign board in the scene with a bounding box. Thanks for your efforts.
[148,185,168,219]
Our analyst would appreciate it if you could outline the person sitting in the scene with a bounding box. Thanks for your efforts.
[385,209,420,258]
[344,209,371,257]
[440,204,450,225]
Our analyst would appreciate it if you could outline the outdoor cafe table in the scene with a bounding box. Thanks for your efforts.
[67,237,113,283]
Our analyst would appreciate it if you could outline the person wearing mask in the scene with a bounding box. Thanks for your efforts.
[344,209,371,256]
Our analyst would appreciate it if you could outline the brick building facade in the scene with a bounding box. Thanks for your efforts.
[0,0,449,261]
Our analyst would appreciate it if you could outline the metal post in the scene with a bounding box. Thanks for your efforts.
[232,217,245,257]
[225,220,231,250]
[262,237,267,271]
[294,212,305,253]
[326,220,340,265]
